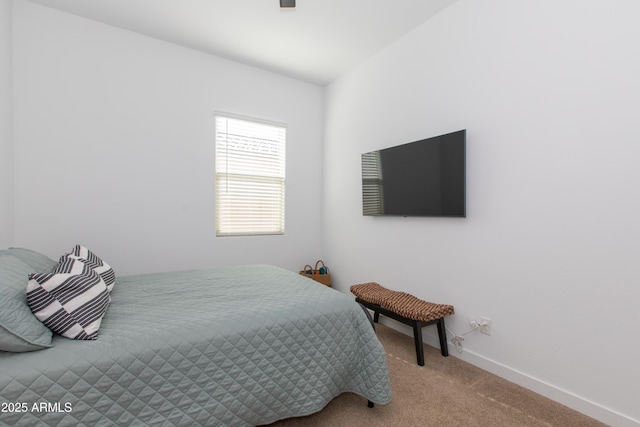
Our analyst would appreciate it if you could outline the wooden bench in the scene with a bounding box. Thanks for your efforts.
[351,282,454,366]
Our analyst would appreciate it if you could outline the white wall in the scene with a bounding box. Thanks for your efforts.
[12,0,325,275]
[324,1,640,425]
[0,0,13,247]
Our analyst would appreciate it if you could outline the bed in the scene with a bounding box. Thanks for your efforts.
[0,248,392,426]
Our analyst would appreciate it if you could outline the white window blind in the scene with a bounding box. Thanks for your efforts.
[215,114,286,236]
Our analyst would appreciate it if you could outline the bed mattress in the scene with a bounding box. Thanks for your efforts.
[0,264,392,426]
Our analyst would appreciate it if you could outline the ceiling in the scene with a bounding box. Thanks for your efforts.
[26,0,459,86]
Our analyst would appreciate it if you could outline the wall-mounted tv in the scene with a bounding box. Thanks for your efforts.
[362,129,466,217]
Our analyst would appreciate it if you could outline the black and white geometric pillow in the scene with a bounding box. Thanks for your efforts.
[26,258,111,340]
[67,244,115,293]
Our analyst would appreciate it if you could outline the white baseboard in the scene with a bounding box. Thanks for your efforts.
[381,320,639,427]
[447,344,638,427]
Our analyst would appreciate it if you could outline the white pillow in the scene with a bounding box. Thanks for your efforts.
[27,259,110,340]
[67,244,115,293]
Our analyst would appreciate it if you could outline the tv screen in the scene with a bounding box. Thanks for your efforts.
[362,130,466,217]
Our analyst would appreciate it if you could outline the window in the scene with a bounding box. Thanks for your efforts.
[215,114,286,236]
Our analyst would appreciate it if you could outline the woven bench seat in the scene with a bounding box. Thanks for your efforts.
[351,282,454,366]
[351,282,454,322]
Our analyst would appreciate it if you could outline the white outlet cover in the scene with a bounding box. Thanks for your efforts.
[480,317,492,335]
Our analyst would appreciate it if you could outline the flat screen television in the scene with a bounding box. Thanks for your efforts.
[361,129,466,217]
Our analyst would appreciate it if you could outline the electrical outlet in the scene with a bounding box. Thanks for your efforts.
[479,317,492,335]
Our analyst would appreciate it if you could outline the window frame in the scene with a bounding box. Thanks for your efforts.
[215,112,287,237]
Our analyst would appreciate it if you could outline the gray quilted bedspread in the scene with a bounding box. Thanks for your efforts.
[0,265,392,426]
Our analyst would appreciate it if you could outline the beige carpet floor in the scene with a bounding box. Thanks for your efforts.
[267,323,607,426]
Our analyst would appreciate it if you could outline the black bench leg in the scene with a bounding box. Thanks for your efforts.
[355,297,450,366]
[358,303,376,331]
[437,318,449,357]
[412,321,425,366]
